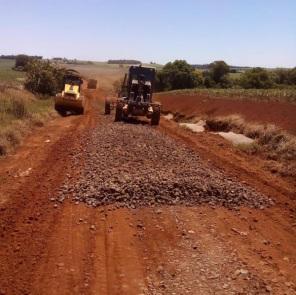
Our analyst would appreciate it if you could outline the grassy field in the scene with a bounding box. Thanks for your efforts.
[0,59,25,83]
[157,88,296,103]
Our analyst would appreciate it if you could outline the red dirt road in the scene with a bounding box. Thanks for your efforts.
[0,89,296,294]
[156,94,296,134]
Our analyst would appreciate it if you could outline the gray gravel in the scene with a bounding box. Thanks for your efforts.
[57,117,272,209]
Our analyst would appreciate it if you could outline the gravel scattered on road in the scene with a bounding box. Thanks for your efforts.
[57,117,272,209]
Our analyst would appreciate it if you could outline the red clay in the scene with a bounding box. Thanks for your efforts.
[156,93,296,134]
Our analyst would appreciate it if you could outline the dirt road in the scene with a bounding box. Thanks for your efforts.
[0,89,295,295]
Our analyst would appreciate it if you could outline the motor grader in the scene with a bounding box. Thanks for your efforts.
[55,73,84,116]
[105,65,161,125]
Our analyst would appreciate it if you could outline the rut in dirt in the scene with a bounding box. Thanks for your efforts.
[56,115,272,209]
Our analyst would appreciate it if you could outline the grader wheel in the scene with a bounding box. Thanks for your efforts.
[105,99,111,115]
[115,103,123,122]
[151,107,160,126]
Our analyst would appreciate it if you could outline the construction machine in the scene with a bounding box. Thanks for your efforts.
[55,73,84,116]
[105,65,161,125]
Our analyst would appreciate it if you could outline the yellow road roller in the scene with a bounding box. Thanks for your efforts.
[55,73,84,116]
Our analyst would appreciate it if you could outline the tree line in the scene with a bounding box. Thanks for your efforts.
[108,59,141,65]
[1,54,42,60]
[156,60,296,91]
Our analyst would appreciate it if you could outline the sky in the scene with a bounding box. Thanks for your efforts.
[0,0,295,67]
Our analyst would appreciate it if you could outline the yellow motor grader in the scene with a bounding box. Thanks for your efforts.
[55,73,84,116]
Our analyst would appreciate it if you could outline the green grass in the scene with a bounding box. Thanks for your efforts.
[0,59,25,83]
[157,88,296,103]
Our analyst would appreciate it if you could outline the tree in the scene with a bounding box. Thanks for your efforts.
[240,68,274,89]
[156,60,199,91]
[209,61,230,84]
[15,55,31,69]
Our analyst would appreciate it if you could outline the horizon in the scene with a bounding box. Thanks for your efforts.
[1,55,292,70]
[1,0,295,68]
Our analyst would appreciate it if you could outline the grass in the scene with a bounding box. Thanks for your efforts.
[157,88,296,103]
[0,59,25,83]
[205,115,296,177]
[0,84,55,156]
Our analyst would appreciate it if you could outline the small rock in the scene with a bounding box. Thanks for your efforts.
[155,209,162,214]
[266,285,272,292]
[231,228,248,236]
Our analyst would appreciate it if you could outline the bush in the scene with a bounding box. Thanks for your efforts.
[203,74,215,88]
[15,55,31,69]
[240,68,274,89]
[25,60,66,95]
[289,67,296,85]
[274,68,290,85]
[14,55,42,71]
[156,60,199,91]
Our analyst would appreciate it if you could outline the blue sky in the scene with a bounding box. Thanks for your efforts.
[1,0,295,67]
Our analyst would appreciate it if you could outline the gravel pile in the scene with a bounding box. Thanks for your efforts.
[57,118,272,209]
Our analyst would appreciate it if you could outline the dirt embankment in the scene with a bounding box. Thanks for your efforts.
[0,88,295,294]
[155,93,296,134]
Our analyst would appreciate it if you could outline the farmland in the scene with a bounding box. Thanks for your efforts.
[0,58,25,83]
[158,87,296,103]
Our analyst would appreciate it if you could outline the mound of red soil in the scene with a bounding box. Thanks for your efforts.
[156,94,296,134]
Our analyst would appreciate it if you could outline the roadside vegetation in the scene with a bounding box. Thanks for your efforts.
[205,115,296,177]
[155,60,296,93]
[0,57,68,156]
[0,84,55,155]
